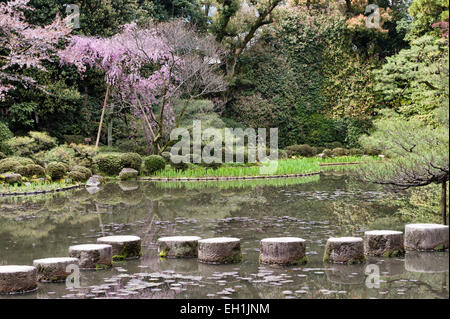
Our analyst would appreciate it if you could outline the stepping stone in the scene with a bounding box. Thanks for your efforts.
[68,244,112,270]
[405,251,449,273]
[364,230,404,257]
[0,265,37,294]
[260,237,308,265]
[198,237,242,264]
[323,237,365,264]
[97,235,142,260]
[33,257,79,282]
[157,236,201,258]
[404,223,449,251]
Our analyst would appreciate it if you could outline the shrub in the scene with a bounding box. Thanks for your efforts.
[0,152,5,160]
[24,164,45,177]
[121,153,142,171]
[0,157,34,173]
[144,155,166,174]
[71,165,92,180]
[43,146,76,165]
[46,162,67,180]
[15,165,28,176]
[28,131,57,151]
[315,146,325,154]
[349,148,364,156]
[278,149,288,159]
[160,152,171,162]
[93,153,123,175]
[285,144,315,157]
[169,156,188,171]
[332,148,349,157]
[322,149,333,158]
[68,170,86,182]
[363,146,382,156]
[5,136,35,157]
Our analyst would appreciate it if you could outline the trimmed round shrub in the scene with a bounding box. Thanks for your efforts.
[0,157,34,173]
[46,162,67,180]
[332,148,349,157]
[24,164,45,177]
[286,144,315,157]
[278,149,288,159]
[93,153,123,176]
[121,152,142,171]
[144,155,166,174]
[15,165,28,176]
[71,165,92,180]
[68,170,87,182]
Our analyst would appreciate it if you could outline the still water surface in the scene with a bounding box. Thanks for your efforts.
[0,173,448,299]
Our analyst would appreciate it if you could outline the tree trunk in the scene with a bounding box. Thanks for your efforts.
[95,84,110,153]
[442,180,447,225]
[107,118,113,147]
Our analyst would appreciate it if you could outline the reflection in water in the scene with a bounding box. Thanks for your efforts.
[0,174,448,299]
[405,252,450,273]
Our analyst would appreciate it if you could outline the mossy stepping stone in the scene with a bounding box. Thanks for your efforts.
[0,265,37,294]
[157,236,201,258]
[363,230,404,257]
[260,237,308,265]
[33,257,79,282]
[404,224,449,252]
[323,237,365,264]
[198,237,242,264]
[97,235,142,260]
[68,244,112,270]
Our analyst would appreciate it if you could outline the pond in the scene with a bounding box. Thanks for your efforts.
[0,173,448,299]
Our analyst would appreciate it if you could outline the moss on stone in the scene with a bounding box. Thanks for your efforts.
[433,244,446,251]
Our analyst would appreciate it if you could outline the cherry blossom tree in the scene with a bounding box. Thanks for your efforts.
[59,20,226,153]
[0,0,72,100]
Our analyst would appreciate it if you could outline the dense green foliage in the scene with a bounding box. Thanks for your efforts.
[144,155,166,174]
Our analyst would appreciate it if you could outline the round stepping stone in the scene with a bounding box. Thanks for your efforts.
[404,223,449,251]
[260,237,308,265]
[364,230,404,257]
[323,237,365,264]
[68,244,112,270]
[97,235,142,260]
[198,237,242,264]
[157,236,201,258]
[405,251,449,273]
[32,257,79,282]
[0,266,37,294]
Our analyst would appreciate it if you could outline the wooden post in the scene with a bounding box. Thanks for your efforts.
[442,180,447,225]
[94,84,110,153]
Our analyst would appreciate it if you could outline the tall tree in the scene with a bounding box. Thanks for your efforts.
[359,105,449,224]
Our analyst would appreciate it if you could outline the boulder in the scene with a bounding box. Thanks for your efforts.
[86,176,102,187]
[119,168,138,180]
[2,173,22,185]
